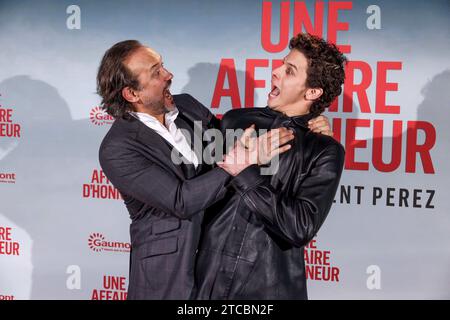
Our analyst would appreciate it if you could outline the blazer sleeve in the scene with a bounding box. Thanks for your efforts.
[229,143,345,247]
[175,93,221,130]
[99,141,231,220]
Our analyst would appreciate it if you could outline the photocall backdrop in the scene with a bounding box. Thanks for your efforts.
[0,0,449,300]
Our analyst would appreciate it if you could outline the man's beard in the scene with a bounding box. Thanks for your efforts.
[146,99,170,114]
[141,80,174,114]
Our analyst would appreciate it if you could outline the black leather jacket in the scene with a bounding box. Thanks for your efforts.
[195,107,345,300]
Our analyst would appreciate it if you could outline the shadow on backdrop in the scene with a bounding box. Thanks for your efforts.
[0,75,113,299]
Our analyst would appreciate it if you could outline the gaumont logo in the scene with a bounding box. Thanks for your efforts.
[90,106,114,126]
[88,233,130,253]
[0,172,15,184]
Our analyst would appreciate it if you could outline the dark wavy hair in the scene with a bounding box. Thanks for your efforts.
[289,33,347,116]
[96,40,143,119]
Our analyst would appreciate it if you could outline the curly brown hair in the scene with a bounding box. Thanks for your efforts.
[289,33,347,116]
[96,40,143,119]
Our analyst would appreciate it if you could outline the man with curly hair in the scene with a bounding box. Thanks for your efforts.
[195,33,347,300]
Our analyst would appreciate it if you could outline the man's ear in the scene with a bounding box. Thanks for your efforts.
[305,88,323,101]
[122,87,139,103]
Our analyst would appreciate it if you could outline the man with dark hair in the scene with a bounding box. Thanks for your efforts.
[97,39,332,299]
[195,33,347,300]
[97,40,143,119]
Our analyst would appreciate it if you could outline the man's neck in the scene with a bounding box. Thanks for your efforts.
[154,113,165,126]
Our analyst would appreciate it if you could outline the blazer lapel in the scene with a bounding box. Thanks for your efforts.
[174,115,205,175]
[134,120,186,180]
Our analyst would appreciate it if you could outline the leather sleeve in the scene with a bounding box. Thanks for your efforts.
[99,141,231,220]
[230,143,345,247]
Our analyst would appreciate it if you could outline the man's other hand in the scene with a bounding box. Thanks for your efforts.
[308,115,333,137]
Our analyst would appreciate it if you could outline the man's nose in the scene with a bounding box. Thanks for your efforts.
[164,68,173,81]
[272,66,281,80]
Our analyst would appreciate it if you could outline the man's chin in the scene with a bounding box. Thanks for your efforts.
[267,100,278,110]
[164,101,176,112]
[267,95,280,108]
[164,106,175,113]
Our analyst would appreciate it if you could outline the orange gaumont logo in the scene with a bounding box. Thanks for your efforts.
[88,233,130,253]
[90,107,114,126]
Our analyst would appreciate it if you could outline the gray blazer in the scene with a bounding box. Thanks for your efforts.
[99,94,229,299]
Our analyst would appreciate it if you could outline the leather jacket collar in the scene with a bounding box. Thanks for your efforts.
[261,106,315,130]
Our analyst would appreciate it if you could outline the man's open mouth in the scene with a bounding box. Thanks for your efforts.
[164,85,173,104]
[269,84,280,98]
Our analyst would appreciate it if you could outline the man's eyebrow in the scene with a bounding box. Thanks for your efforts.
[284,58,298,71]
[150,55,163,71]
